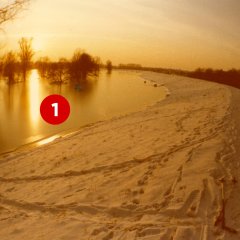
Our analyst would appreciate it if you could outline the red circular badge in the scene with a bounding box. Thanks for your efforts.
[40,95,70,125]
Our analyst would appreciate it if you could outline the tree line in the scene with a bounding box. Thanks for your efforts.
[36,50,101,84]
[117,64,240,89]
[0,38,103,84]
[0,1,112,85]
[0,38,34,83]
[187,68,240,89]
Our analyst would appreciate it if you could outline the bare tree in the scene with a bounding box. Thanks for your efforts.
[2,51,17,83]
[0,0,29,25]
[69,49,99,82]
[35,56,50,77]
[18,37,34,80]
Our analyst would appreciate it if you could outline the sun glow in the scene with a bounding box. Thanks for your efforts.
[33,39,44,53]
[4,0,240,69]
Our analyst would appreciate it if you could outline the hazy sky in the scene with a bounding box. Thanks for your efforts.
[2,0,240,70]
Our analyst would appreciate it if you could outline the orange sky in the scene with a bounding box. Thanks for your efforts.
[2,0,240,70]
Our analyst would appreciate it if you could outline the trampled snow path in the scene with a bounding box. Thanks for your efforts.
[0,72,240,239]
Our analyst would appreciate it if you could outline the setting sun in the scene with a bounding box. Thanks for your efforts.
[2,0,240,70]
[32,38,44,53]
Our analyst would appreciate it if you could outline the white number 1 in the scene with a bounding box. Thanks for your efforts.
[51,103,58,117]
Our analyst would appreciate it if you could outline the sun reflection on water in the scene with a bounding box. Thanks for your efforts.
[28,69,41,129]
[36,135,60,146]
[0,70,166,154]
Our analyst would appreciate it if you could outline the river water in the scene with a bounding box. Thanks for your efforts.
[0,69,166,153]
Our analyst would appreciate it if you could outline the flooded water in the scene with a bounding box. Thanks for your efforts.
[0,70,166,153]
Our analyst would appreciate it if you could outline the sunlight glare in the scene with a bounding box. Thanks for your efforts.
[33,39,43,53]
[28,69,41,129]
[36,135,60,146]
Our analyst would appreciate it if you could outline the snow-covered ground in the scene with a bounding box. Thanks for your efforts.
[0,72,240,239]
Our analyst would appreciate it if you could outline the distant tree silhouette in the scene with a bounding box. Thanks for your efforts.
[0,0,29,25]
[188,68,240,88]
[106,60,112,73]
[35,56,50,77]
[47,58,69,84]
[118,63,142,70]
[55,58,68,83]
[69,49,99,82]
[34,52,100,86]
[0,1,31,82]
[18,37,34,80]
[2,51,17,84]
[94,56,101,73]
